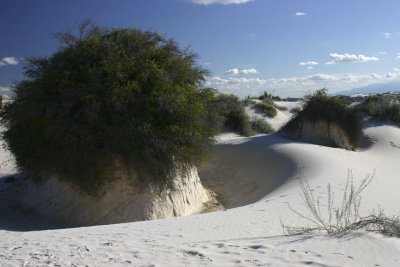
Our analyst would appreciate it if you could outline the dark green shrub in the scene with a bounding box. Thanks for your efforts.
[250,117,274,134]
[364,95,400,123]
[257,91,281,101]
[242,97,256,106]
[224,108,253,136]
[205,92,253,136]
[1,24,217,195]
[282,89,363,148]
[333,95,354,106]
[290,107,302,114]
[254,99,277,118]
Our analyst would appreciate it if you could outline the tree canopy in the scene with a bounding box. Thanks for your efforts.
[1,24,217,195]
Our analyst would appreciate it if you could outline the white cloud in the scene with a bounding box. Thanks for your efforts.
[300,61,318,70]
[382,32,392,39]
[0,86,13,99]
[384,68,400,79]
[326,53,379,64]
[299,61,318,66]
[205,69,400,98]
[396,53,400,60]
[377,51,387,55]
[225,67,258,75]
[295,12,306,16]
[188,0,253,5]
[225,68,240,75]
[241,68,258,74]
[0,57,19,67]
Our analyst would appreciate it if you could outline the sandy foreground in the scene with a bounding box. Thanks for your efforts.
[1,102,400,266]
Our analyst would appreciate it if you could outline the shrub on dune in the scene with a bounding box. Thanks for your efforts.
[289,107,302,114]
[250,116,274,134]
[364,95,400,124]
[254,98,277,118]
[0,22,217,195]
[204,91,253,136]
[280,89,363,150]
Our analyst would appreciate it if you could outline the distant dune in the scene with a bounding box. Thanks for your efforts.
[334,81,400,95]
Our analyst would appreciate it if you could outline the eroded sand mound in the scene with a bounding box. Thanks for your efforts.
[22,166,209,226]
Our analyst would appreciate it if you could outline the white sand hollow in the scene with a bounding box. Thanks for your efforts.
[1,114,400,265]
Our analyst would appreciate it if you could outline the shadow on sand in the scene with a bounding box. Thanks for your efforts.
[0,174,72,232]
[198,133,299,209]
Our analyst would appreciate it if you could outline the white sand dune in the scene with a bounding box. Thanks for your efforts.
[1,121,400,266]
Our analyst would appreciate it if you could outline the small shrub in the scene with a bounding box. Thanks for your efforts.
[205,92,253,136]
[224,109,253,136]
[333,95,354,106]
[282,89,363,149]
[283,170,374,235]
[257,91,281,101]
[364,95,400,123]
[289,107,301,114]
[251,116,274,134]
[254,99,277,118]
[242,97,256,106]
[283,170,400,238]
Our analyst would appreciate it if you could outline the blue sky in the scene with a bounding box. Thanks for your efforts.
[1,0,400,97]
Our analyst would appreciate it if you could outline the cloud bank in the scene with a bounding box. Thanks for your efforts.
[326,53,379,64]
[225,68,258,75]
[381,32,392,39]
[205,69,400,98]
[189,0,253,5]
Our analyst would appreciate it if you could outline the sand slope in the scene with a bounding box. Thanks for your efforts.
[1,123,400,266]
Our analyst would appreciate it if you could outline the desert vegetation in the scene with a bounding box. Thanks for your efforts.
[281,89,363,149]
[254,98,278,118]
[283,171,400,238]
[203,91,252,136]
[204,91,274,136]
[250,116,274,134]
[289,106,302,114]
[363,94,400,124]
[257,91,282,101]
[0,22,219,195]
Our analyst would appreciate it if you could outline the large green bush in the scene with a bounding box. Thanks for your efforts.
[1,25,217,195]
